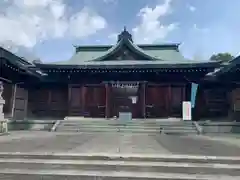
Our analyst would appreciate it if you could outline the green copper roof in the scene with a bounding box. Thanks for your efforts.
[51,43,195,65]
[48,28,208,66]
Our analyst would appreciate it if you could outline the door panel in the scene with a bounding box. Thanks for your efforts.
[13,86,28,120]
[169,87,184,117]
[68,86,82,116]
[111,85,141,118]
[2,82,13,117]
[85,85,106,117]
[49,88,68,118]
[146,85,168,118]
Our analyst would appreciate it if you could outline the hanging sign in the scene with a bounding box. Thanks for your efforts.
[191,83,199,108]
[129,96,138,104]
[110,81,139,88]
[182,101,192,120]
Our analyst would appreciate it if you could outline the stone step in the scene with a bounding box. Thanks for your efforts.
[161,130,197,133]
[57,126,160,129]
[0,169,239,180]
[0,158,239,176]
[56,128,160,133]
[0,153,239,164]
[162,129,197,131]
[58,122,195,127]
[60,122,192,126]
[60,120,189,126]
[60,123,161,127]
[58,127,161,131]
[60,124,161,128]
[160,126,196,130]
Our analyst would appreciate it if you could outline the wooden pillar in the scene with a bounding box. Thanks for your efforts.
[167,85,171,116]
[105,83,110,118]
[24,89,28,119]
[81,85,87,116]
[0,81,5,119]
[67,85,71,116]
[142,82,146,118]
[182,85,186,101]
[47,89,51,106]
[11,84,17,118]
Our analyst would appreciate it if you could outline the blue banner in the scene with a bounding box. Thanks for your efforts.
[191,83,199,108]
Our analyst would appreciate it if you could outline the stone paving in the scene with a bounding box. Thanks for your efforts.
[0,131,240,156]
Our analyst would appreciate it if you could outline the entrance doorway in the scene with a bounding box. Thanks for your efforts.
[111,82,140,118]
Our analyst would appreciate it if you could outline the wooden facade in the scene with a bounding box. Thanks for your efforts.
[1,28,240,121]
[1,80,232,120]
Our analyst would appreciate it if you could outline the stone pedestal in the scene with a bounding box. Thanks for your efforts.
[0,81,8,133]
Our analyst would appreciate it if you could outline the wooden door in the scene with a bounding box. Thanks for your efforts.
[204,88,229,117]
[2,82,13,117]
[49,88,68,118]
[68,85,83,116]
[111,86,140,118]
[85,85,106,117]
[13,86,28,120]
[28,88,49,118]
[146,85,168,118]
[169,86,185,117]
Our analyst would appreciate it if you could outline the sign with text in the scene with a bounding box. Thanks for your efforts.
[182,101,192,120]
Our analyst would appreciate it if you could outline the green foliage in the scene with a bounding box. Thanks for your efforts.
[210,53,234,62]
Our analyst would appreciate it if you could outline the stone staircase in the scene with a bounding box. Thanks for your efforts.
[0,152,239,179]
[54,118,199,134]
[159,121,199,135]
[55,119,161,134]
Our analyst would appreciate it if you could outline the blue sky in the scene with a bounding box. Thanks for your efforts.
[0,0,240,62]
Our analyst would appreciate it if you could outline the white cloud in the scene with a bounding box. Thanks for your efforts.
[69,7,107,38]
[14,0,53,7]
[188,5,196,12]
[0,0,107,49]
[132,0,177,44]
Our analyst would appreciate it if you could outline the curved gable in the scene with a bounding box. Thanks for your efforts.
[90,38,159,62]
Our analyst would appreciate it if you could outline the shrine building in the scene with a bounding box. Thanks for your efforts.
[1,28,240,121]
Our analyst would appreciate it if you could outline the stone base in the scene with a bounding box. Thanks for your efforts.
[0,119,8,134]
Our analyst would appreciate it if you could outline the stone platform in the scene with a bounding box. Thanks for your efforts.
[0,131,240,156]
[0,131,239,179]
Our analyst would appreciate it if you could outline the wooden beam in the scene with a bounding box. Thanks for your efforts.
[0,77,12,83]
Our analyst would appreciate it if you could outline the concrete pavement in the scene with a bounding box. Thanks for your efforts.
[0,131,240,156]
[0,132,239,179]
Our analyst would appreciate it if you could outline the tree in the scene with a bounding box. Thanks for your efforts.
[210,53,234,62]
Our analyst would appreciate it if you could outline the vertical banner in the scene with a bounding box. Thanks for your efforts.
[182,101,192,120]
[191,83,199,108]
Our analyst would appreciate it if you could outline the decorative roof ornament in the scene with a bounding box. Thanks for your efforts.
[117,26,133,42]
